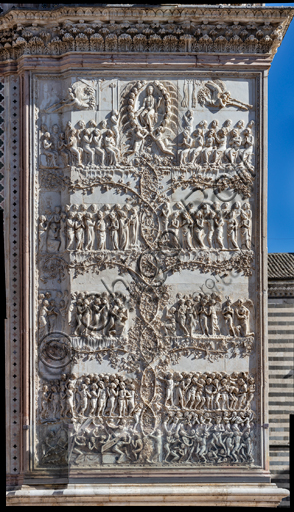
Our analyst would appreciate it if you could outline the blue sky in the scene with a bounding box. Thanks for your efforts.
[267,3,294,253]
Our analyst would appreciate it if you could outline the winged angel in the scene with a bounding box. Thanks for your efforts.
[45,80,96,113]
[198,80,252,111]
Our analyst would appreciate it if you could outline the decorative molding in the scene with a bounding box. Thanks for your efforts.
[0,6,293,62]
[5,76,21,482]
[268,281,294,298]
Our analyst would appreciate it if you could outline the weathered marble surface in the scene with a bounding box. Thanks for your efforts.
[33,73,259,472]
[3,3,293,506]
[6,483,289,507]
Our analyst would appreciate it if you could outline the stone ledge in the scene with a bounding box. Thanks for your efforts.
[6,483,289,507]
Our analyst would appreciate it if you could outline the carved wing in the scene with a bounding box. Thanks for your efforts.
[73,80,96,110]
[197,79,226,106]
[212,79,226,92]
[197,84,211,107]
[244,299,254,308]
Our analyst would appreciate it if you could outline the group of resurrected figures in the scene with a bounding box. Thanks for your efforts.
[161,409,254,465]
[160,371,255,413]
[163,292,254,338]
[40,114,120,169]
[38,203,140,253]
[159,201,252,251]
[39,370,254,466]
[74,291,130,337]
[178,115,254,171]
[40,373,139,424]
[69,408,254,466]
[38,290,69,338]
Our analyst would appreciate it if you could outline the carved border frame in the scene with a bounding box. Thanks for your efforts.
[4,75,23,487]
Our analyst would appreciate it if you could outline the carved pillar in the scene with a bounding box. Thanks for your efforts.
[3,4,293,506]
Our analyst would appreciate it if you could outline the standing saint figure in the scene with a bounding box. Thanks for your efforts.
[109,212,119,250]
[118,210,129,250]
[66,211,76,251]
[95,211,106,250]
[129,207,139,247]
[84,212,95,251]
[240,202,252,250]
[75,213,85,251]
[59,213,67,252]
[39,215,48,252]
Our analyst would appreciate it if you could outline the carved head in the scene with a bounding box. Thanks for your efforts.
[199,120,208,129]
[77,120,86,129]
[52,124,59,134]
[147,85,154,96]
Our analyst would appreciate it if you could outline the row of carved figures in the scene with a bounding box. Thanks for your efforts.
[71,417,254,466]
[38,204,140,253]
[40,116,254,171]
[178,117,254,170]
[40,373,138,423]
[41,411,254,467]
[40,115,120,169]
[160,371,255,412]
[39,371,254,426]
[160,201,252,251]
[39,290,130,338]
[162,292,254,338]
[38,200,252,253]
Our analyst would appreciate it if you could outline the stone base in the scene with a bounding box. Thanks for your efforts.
[6,483,289,507]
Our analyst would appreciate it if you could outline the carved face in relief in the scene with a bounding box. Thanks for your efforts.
[147,85,154,96]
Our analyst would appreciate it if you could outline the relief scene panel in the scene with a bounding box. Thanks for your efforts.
[33,73,260,471]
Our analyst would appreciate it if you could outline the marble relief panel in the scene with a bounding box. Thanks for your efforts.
[33,73,259,470]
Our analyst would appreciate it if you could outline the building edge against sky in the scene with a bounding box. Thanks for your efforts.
[1,3,293,507]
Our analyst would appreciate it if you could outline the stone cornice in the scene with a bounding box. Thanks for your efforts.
[0,5,293,64]
[268,281,294,298]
